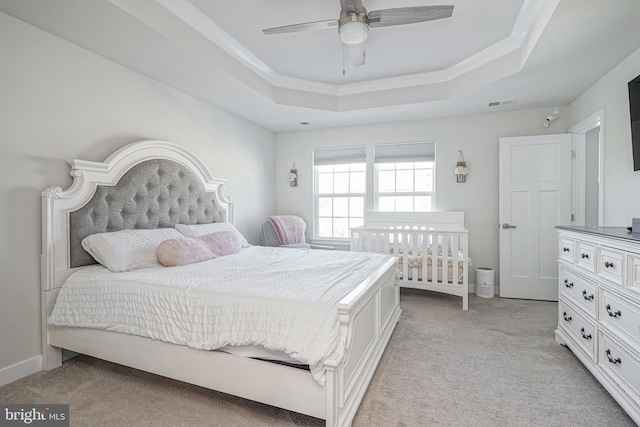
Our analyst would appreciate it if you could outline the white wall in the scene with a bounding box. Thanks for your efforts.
[569,47,640,225]
[275,107,570,282]
[0,12,275,381]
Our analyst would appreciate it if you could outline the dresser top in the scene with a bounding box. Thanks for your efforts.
[556,226,640,243]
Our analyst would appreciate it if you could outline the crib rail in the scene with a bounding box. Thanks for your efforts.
[350,225,469,310]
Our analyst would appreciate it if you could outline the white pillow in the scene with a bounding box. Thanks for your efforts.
[82,228,183,272]
[175,222,250,248]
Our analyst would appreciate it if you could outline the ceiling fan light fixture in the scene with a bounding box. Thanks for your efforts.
[339,21,369,44]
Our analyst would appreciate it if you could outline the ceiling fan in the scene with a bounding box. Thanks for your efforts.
[262,1,454,67]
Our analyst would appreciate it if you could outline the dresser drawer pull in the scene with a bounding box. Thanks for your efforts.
[604,261,615,269]
[580,327,592,340]
[563,247,570,252]
[605,349,622,365]
[582,290,594,301]
[563,312,572,322]
[564,279,573,288]
[606,304,622,318]
[581,253,590,259]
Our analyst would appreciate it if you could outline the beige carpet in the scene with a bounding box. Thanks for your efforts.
[1,290,636,426]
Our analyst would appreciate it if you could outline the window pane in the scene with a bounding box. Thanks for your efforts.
[351,163,366,172]
[350,171,365,193]
[318,218,333,237]
[379,196,396,212]
[415,196,431,212]
[396,170,414,192]
[395,162,413,170]
[334,172,349,193]
[378,170,395,192]
[317,165,333,173]
[334,164,349,172]
[414,169,431,192]
[414,162,430,168]
[333,218,349,238]
[377,163,395,170]
[334,197,349,217]
[350,218,364,229]
[395,196,413,211]
[349,197,364,217]
[318,173,333,193]
[318,197,333,217]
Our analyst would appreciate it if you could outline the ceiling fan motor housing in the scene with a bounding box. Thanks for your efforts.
[339,12,369,44]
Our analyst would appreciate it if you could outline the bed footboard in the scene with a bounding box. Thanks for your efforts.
[324,257,400,426]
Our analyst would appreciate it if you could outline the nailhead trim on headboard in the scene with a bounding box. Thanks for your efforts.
[69,159,225,268]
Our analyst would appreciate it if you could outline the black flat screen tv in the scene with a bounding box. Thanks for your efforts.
[630,74,640,171]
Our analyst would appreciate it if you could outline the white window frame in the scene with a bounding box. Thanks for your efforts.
[311,141,436,242]
[374,161,435,212]
[312,146,367,242]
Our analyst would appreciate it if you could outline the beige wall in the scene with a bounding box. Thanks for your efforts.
[275,107,570,284]
[569,47,640,225]
[0,12,275,380]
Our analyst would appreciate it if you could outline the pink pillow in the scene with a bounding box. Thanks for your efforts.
[199,231,242,257]
[157,237,216,267]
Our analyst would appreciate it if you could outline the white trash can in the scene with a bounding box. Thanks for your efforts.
[475,267,495,298]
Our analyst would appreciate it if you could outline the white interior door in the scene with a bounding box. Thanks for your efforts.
[499,134,572,300]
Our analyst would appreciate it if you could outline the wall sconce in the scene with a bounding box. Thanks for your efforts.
[287,163,298,187]
[455,150,468,183]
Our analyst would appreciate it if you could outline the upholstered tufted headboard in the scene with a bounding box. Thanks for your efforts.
[42,140,233,289]
[69,159,227,268]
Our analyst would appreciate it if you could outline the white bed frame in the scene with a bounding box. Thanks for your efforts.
[41,140,401,426]
[350,211,469,310]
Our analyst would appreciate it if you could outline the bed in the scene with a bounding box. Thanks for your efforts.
[350,212,470,310]
[41,140,401,427]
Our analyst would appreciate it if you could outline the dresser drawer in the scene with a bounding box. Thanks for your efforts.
[601,291,640,349]
[575,241,596,273]
[598,247,625,287]
[559,237,575,263]
[560,268,597,317]
[559,299,596,359]
[599,331,640,401]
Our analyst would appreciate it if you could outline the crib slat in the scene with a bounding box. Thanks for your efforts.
[451,234,459,284]
[441,233,449,285]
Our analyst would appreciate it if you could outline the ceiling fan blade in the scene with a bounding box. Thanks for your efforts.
[347,42,366,67]
[263,19,339,35]
[368,5,454,27]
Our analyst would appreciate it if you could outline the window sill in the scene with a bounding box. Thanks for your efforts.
[310,238,350,251]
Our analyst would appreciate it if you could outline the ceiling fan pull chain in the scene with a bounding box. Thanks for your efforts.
[342,43,346,76]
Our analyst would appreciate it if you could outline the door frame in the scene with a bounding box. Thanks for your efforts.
[569,108,605,226]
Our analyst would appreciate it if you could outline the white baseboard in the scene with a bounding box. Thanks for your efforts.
[0,356,42,387]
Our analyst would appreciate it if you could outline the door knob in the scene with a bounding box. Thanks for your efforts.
[501,223,517,229]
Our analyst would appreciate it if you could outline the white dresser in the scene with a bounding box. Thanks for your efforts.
[556,226,640,424]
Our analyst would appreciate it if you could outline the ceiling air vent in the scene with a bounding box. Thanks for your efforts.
[487,99,517,107]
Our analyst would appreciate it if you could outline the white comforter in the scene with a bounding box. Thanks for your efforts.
[49,246,393,384]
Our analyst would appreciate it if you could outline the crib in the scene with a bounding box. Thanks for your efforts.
[350,212,470,310]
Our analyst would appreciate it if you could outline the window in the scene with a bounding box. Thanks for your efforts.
[314,147,366,239]
[312,142,435,239]
[374,142,435,212]
[376,161,434,212]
